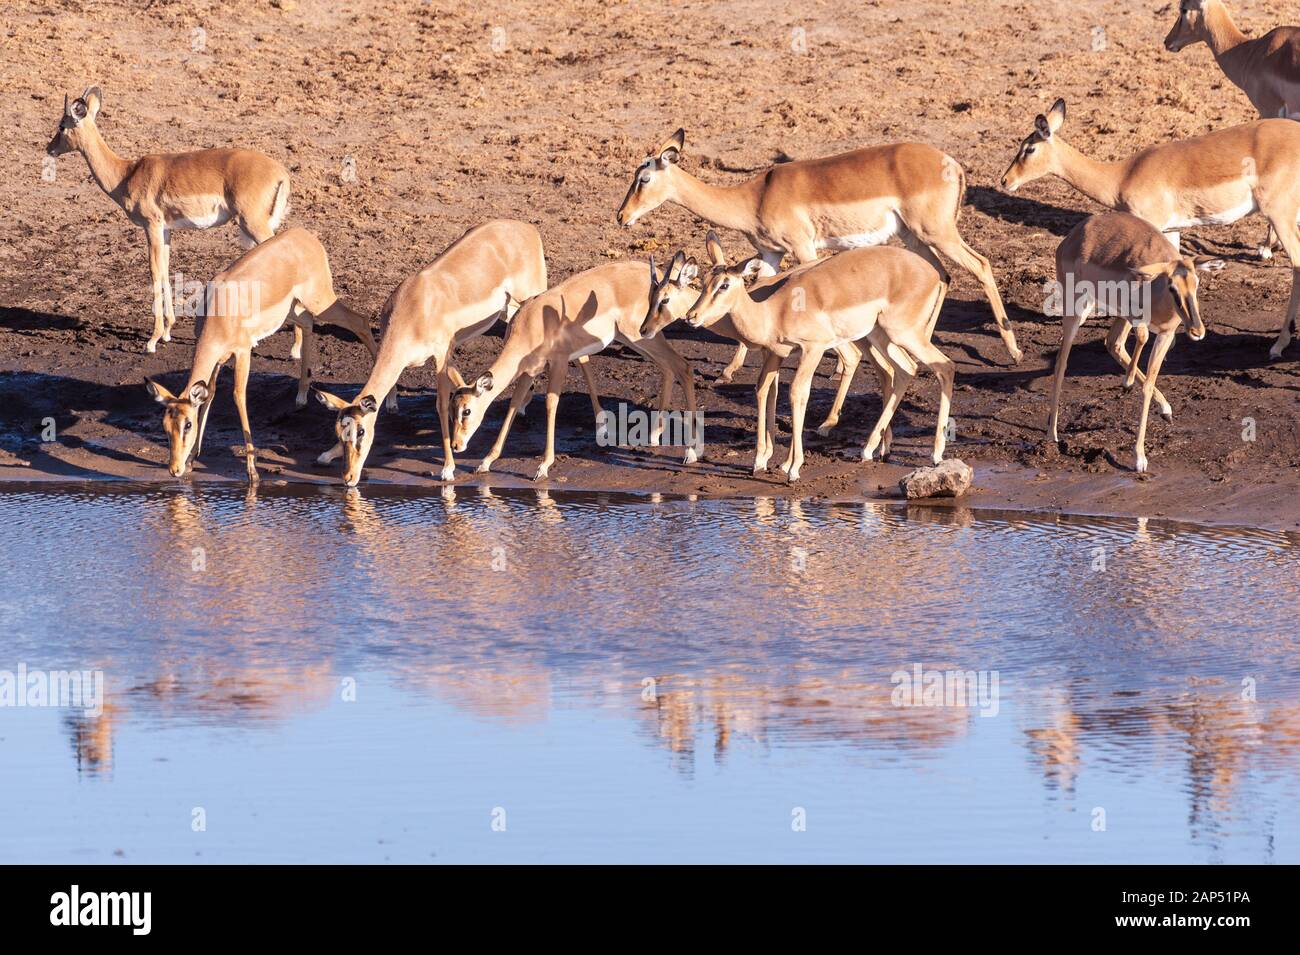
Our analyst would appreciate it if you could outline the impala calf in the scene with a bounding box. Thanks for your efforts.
[657,233,951,483]
[47,85,295,354]
[144,228,378,483]
[450,259,700,481]
[1048,213,1221,473]
[1001,98,1300,358]
[313,219,555,486]
[1166,0,1300,258]
[617,129,1021,374]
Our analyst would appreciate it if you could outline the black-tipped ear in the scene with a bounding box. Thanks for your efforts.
[474,373,493,396]
[1034,115,1052,140]
[358,395,378,414]
[144,377,174,403]
[188,381,210,404]
[657,128,685,164]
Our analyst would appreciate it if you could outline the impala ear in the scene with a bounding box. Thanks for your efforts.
[1128,261,1176,284]
[649,252,662,287]
[144,377,176,403]
[680,257,699,286]
[188,381,211,404]
[1046,98,1066,132]
[1194,256,1226,273]
[705,230,727,266]
[1034,114,1052,141]
[667,250,687,285]
[739,258,765,280]
[81,86,102,119]
[358,394,378,414]
[474,373,493,396]
[69,97,89,122]
[656,128,685,164]
[314,388,350,411]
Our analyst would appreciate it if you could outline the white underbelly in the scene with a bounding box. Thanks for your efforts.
[169,198,231,231]
[570,330,615,361]
[1167,195,1257,229]
[818,213,900,252]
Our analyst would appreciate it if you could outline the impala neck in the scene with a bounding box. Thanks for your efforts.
[1203,3,1249,60]
[1050,139,1124,210]
[665,166,763,234]
[724,291,773,348]
[76,122,133,199]
[357,345,408,411]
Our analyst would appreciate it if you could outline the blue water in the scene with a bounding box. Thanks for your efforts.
[0,484,1295,862]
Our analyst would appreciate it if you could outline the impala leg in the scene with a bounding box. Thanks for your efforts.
[577,356,607,441]
[1135,331,1176,473]
[317,301,380,360]
[929,232,1021,363]
[1107,319,1171,417]
[290,325,304,361]
[718,342,748,385]
[1047,306,1088,443]
[863,342,895,459]
[1123,324,1149,391]
[295,312,316,408]
[816,342,861,436]
[232,348,258,484]
[193,362,223,467]
[780,347,825,482]
[1258,223,1277,261]
[435,356,456,482]
[534,361,564,481]
[145,223,169,353]
[159,228,177,343]
[861,335,914,463]
[1267,220,1300,358]
[753,349,781,474]
[634,335,700,463]
[478,375,534,473]
[897,334,956,465]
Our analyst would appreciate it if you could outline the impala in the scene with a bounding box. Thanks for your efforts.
[314,219,573,486]
[1048,212,1221,473]
[144,228,379,483]
[449,259,701,481]
[1166,0,1300,259]
[47,85,295,354]
[642,247,885,464]
[1001,98,1300,358]
[647,233,952,483]
[617,129,1021,377]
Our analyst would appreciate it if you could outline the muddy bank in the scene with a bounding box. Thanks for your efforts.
[2,0,1299,531]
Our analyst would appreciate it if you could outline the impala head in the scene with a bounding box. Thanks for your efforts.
[1165,0,1214,53]
[683,231,764,329]
[450,373,497,453]
[1133,257,1223,341]
[315,390,379,486]
[47,86,103,157]
[639,250,700,338]
[145,378,210,477]
[1001,98,1066,192]
[616,129,685,227]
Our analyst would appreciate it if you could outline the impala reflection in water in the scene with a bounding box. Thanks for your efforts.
[0,484,1295,863]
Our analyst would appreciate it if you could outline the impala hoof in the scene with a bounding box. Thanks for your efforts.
[295,393,309,408]
[476,461,493,474]
[1160,404,1173,420]
[815,425,833,437]
[861,448,875,462]
[683,447,699,465]
[439,465,455,481]
[533,465,550,481]
[1258,246,1273,261]
[145,340,158,354]
[290,346,303,361]
[1135,457,1148,474]
[1269,344,1286,360]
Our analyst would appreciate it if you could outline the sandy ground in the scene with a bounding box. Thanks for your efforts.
[2,0,1300,529]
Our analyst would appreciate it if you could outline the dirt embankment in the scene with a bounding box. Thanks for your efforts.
[2,0,1299,530]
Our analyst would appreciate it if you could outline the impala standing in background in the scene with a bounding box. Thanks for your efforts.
[314,219,558,486]
[616,129,1022,379]
[1166,0,1300,259]
[645,233,952,483]
[1001,98,1300,359]
[1047,212,1220,473]
[47,85,295,354]
[450,259,701,481]
[145,228,378,483]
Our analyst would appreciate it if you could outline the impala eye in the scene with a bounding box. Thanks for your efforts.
[184,420,192,432]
